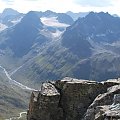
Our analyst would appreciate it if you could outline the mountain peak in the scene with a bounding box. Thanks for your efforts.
[1,8,19,18]
[66,11,89,20]
[44,10,55,14]
[20,11,43,28]
[43,10,57,17]
[86,11,112,19]
[70,11,120,38]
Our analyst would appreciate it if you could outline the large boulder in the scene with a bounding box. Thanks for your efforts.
[27,83,63,120]
[55,78,106,120]
[83,85,120,120]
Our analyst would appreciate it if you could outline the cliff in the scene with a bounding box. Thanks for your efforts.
[27,77,120,120]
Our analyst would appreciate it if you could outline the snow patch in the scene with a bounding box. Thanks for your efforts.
[51,30,63,38]
[40,17,69,28]
[0,23,8,31]
[11,17,23,25]
[96,34,106,37]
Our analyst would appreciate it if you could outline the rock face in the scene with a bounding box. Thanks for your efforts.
[83,85,120,120]
[27,83,63,120]
[27,78,120,120]
[55,78,106,120]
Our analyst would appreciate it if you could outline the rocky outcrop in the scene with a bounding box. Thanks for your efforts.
[55,78,106,120]
[83,85,120,120]
[27,83,63,120]
[27,77,120,120]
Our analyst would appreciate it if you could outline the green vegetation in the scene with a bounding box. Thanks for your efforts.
[0,72,31,119]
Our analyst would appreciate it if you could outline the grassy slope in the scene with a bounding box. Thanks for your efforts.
[12,39,120,89]
[0,70,31,119]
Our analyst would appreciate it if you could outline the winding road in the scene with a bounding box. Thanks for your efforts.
[5,112,27,120]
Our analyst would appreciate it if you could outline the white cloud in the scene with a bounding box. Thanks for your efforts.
[74,0,112,7]
[0,0,120,16]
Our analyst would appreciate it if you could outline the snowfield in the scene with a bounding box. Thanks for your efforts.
[40,17,70,28]
[51,30,63,37]
[11,17,23,25]
[0,23,8,31]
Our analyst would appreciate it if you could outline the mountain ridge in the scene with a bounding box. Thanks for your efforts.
[11,12,120,87]
[1,10,120,119]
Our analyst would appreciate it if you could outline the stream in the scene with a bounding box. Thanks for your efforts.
[0,65,36,91]
[5,112,27,120]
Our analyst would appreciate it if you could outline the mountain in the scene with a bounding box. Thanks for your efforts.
[0,10,74,58]
[0,8,19,18]
[38,10,74,35]
[0,8,23,27]
[0,10,74,89]
[0,9,74,73]
[0,11,48,116]
[41,10,57,17]
[0,11,49,57]
[0,9,79,119]
[11,12,120,88]
[38,10,74,25]
[61,23,92,58]
[56,13,74,25]
[113,14,119,17]
[0,11,120,93]
[0,9,74,36]
[66,11,89,20]
[27,78,120,120]
[0,23,8,32]
[1,10,120,118]
[75,12,120,43]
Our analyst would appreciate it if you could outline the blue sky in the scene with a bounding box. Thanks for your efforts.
[0,0,120,15]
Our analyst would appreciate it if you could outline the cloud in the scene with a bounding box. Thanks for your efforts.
[74,0,112,7]
[0,0,120,16]
[2,0,14,5]
[2,0,14,2]
[25,0,40,2]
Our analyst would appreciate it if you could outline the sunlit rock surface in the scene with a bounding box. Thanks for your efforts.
[27,78,120,120]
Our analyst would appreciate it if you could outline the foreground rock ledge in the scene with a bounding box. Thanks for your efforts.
[27,77,120,120]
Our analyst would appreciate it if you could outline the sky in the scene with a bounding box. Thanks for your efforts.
[0,0,120,15]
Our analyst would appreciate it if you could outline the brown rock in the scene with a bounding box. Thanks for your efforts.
[27,83,63,120]
[55,77,107,120]
[27,77,120,120]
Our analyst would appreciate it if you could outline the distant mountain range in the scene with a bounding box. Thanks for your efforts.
[10,11,120,86]
[66,11,89,20]
[0,8,120,118]
[0,8,23,27]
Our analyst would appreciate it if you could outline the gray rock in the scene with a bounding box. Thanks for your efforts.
[27,78,120,120]
[83,85,120,120]
[27,82,63,120]
[55,78,106,120]
[113,94,120,105]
